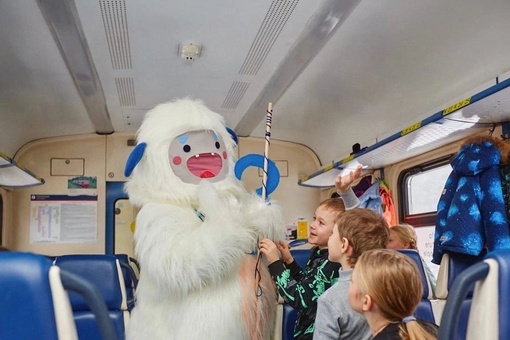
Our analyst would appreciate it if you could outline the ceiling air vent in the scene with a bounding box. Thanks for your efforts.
[99,0,132,69]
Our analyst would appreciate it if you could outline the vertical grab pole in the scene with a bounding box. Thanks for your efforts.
[252,103,273,340]
[261,102,273,201]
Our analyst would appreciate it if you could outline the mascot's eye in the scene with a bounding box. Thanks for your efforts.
[183,145,191,153]
[215,142,220,149]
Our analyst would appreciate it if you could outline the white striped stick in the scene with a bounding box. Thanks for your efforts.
[261,102,273,201]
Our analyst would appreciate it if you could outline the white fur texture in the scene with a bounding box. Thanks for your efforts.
[125,99,285,339]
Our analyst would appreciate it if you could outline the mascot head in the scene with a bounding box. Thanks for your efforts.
[124,98,240,206]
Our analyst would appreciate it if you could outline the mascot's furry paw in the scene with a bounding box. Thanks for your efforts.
[197,180,241,222]
[244,196,286,241]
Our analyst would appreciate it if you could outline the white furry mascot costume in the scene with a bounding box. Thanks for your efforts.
[124,99,285,340]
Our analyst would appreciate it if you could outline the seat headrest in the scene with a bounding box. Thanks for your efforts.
[436,251,486,299]
[397,249,429,299]
[54,255,123,310]
[290,249,311,268]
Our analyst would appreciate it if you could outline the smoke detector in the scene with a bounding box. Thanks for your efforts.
[179,43,202,61]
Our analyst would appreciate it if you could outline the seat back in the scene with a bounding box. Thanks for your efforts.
[115,254,138,311]
[281,248,311,340]
[0,252,116,340]
[0,252,76,340]
[436,251,486,299]
[54,254,128,340]
[282,303,296,340]
[435,251,485,334]
[397,249,435,323]
[290,248,310,268]
[439,249,510,340]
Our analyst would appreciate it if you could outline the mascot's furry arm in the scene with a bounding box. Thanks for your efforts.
[242,194,286,241]
[135,180,258,296]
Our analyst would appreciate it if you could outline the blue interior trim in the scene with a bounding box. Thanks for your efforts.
[105,182,128,254]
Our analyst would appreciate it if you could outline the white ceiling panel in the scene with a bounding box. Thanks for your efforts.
[74,0,324,130]
[2,0,510,167]
[0,0,94,156]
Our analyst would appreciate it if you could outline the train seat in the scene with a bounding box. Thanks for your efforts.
[0,252,115,340]
[397,249,435,324]
[115,254,138,311]
[439,249,510,340]
[434,250,486,333]
[281,248,311,340]
[54,254,129,340]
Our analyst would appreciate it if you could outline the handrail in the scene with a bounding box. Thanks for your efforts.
[60,270,118,340]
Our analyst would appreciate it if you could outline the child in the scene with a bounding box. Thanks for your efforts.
[348,249,438,339]
[259,166,362,339]
[313,208,390,340]
[387,224,437,298]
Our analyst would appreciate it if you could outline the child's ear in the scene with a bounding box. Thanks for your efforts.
[341,237,350,253]
[362,294,372,312]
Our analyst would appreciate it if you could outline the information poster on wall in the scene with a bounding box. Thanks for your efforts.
[30,194,98,244]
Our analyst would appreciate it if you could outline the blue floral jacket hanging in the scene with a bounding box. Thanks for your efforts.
[432,136,510,264]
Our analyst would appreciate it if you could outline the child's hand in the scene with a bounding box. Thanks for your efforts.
[335,165,363,194]
[277,241,293,264]
[259,238,280,264]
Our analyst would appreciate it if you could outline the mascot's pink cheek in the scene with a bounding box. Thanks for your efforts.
[223,151,227,159]
[173,156,182,165]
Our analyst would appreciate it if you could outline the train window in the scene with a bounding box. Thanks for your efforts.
[406,164,452,215]
[399,156,452,277]
[399,156,452,226]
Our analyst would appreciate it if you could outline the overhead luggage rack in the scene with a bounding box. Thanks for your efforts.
[298,74,510,188]
[0,152,44,188]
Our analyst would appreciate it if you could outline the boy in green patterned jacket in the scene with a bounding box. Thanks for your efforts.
[259,166,361,339]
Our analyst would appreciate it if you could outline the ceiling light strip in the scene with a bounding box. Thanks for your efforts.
[37,0,114,134]
[235,0,362,136]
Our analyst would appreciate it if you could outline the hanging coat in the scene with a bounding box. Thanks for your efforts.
[432,139,510,264]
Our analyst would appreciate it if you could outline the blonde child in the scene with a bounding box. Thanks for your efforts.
[348,249,438,339]
[387,224,437,298]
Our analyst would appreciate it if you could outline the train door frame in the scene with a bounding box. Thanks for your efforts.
[105,181,127,254]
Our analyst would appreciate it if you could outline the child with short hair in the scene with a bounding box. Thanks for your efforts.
[313,208,390,340]
[259,166,362,339]
[348,249,438,339]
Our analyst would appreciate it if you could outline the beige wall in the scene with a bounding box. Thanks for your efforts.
[239,137,322,228]
[3,133,322,253]
[10,134,108,254]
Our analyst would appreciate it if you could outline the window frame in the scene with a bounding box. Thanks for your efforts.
[398,155,452,227]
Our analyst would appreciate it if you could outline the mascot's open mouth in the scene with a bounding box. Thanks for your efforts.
[187,153,223,178]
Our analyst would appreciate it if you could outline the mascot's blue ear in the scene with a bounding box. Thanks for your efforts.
[124,142,147,177]
[226,127,238,146]
[234,154,280,198]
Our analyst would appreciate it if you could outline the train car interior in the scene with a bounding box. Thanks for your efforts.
[2,0,510,339]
